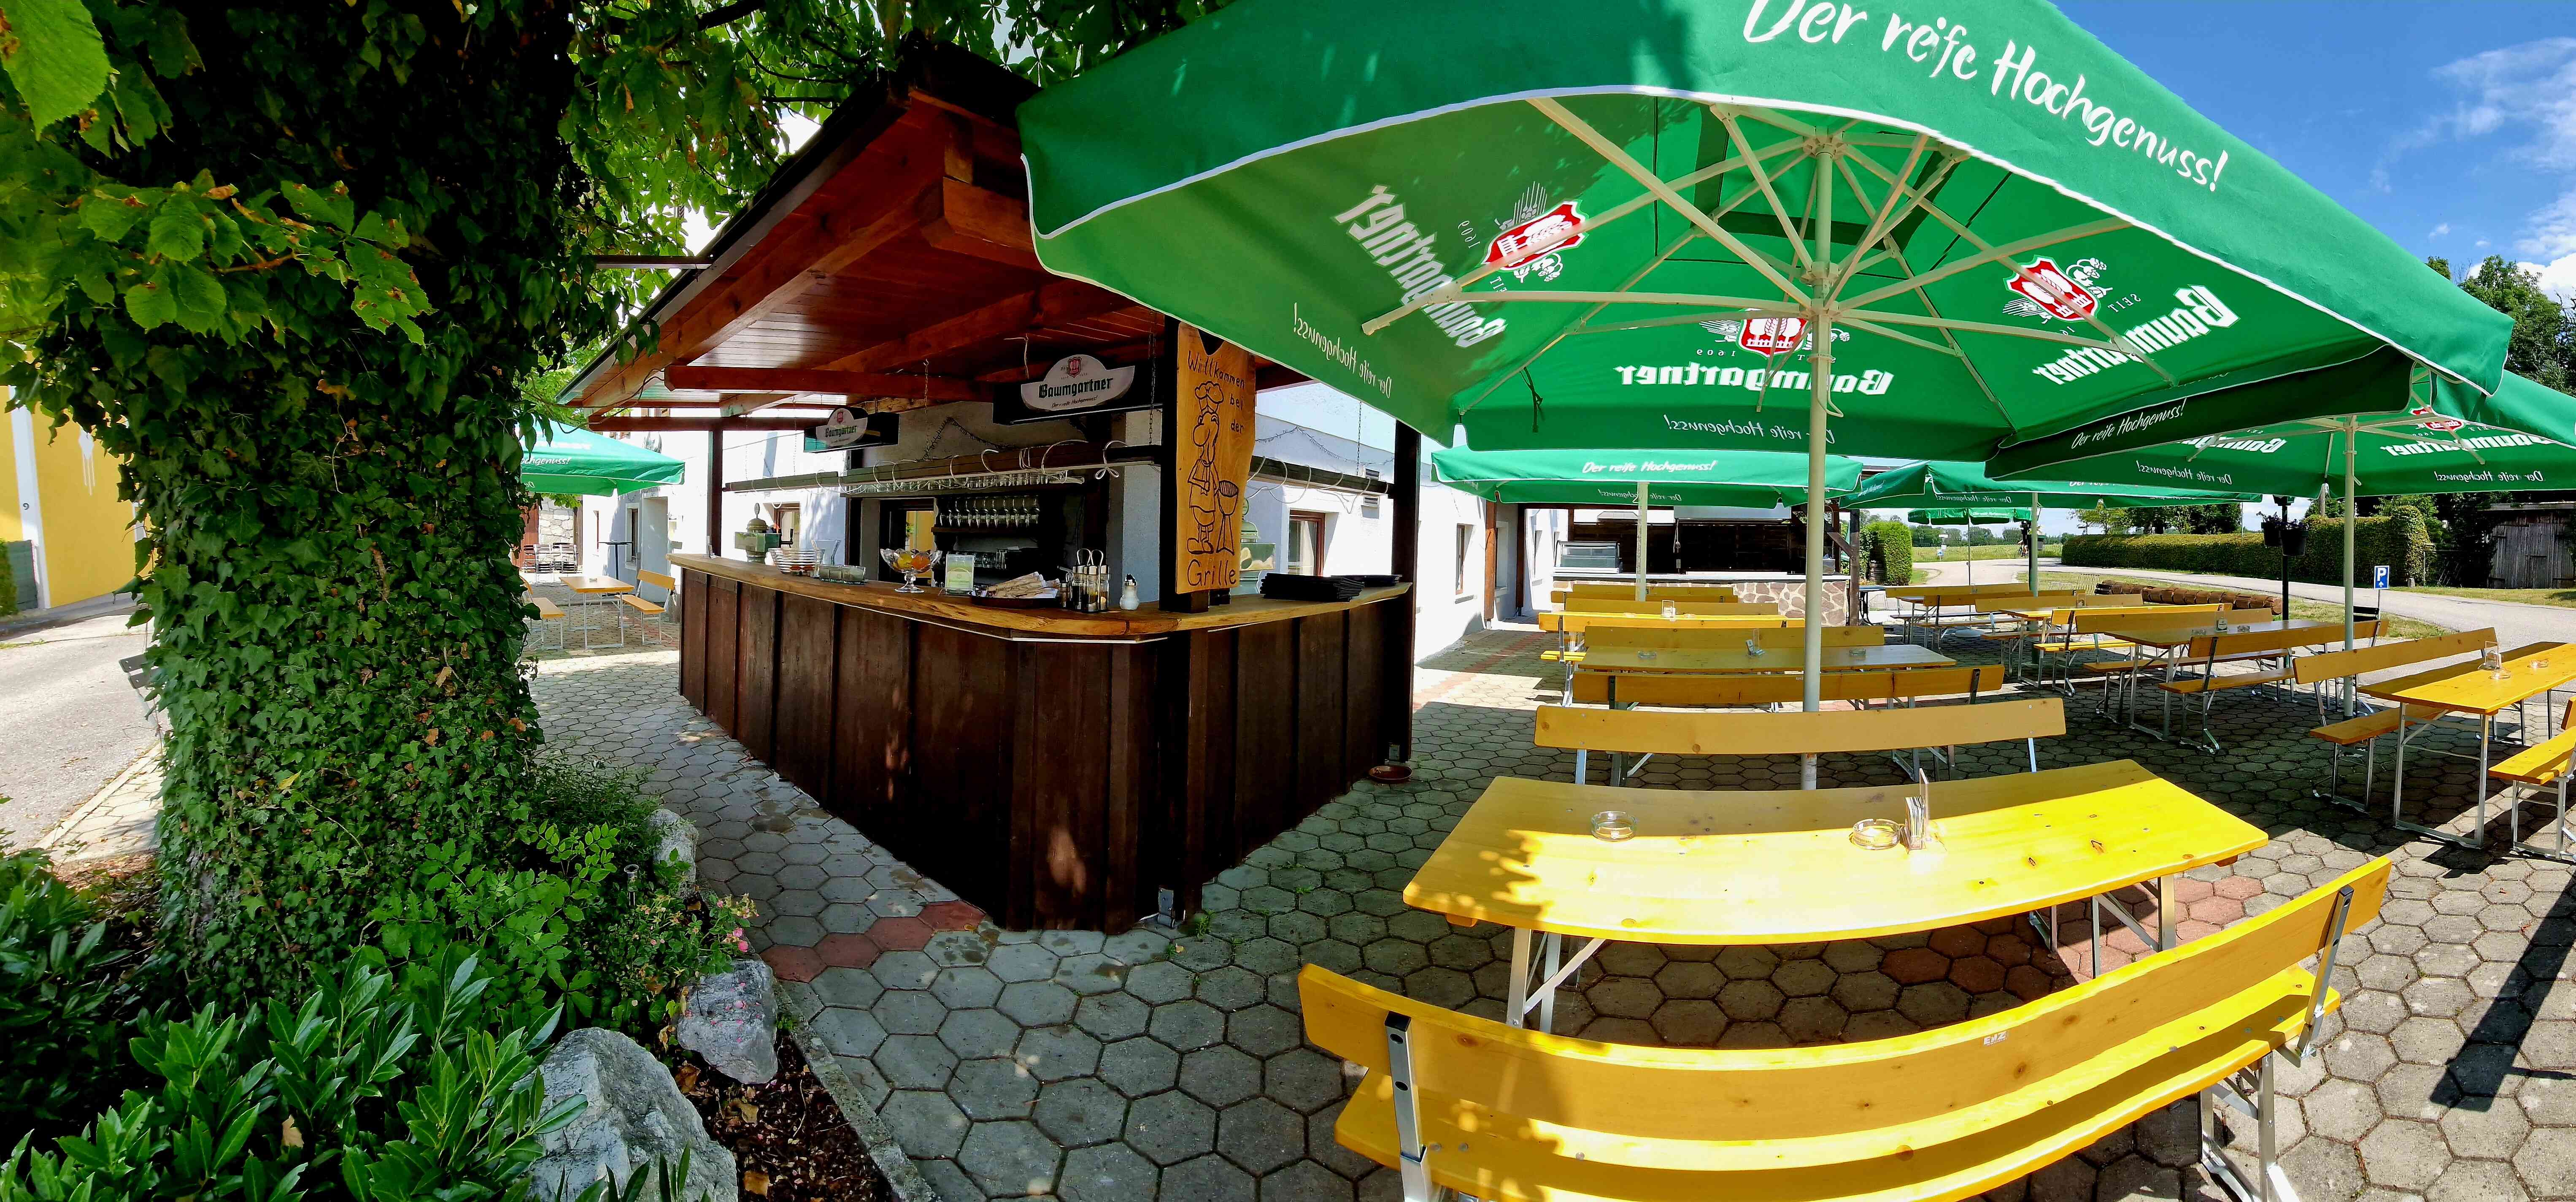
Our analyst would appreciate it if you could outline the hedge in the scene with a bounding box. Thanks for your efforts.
[1858,520,1914,585]
[2063,514,2430,586]
[2093,580,2279,614]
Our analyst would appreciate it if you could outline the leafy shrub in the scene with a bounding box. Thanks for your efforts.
[1,851,140,1132]
[368,754,751,1041]
[2062,514,2429,585]
[2093,580,2279,613]
[1858,521,1914,584]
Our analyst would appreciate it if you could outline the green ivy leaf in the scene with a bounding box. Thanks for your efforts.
[148,199,205,260]
[123,276,176,330]
[0,0,111,128]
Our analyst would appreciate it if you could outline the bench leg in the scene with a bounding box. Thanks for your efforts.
[1383,1015,1443,1202]
[2203,1053,2299,1202]
[1504,929,1532,1031]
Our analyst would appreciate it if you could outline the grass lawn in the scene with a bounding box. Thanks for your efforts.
[1919,544,2064,561]
[2399,586,2576,610]
[2031,570,2449,639]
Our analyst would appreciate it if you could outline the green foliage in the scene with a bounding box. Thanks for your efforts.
[2126,502,2241,535]
[1857,520,1912,585]
[2062,514,2431,585]
[0,956,667,1202]
[0,850,140,1132]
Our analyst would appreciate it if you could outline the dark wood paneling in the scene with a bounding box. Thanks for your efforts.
[1104,644,1151,929]
[1343,599,1387,781]
[705,577,740,731]
[774,593,839,799]
[1232,620,1296,864]
[828,606,913,842]
[1015,643,1110,927]
[1293,612,1348,813]
[736,584,780,760]
[1168,629,1236,916]
[907,624,1014,901]
[680,571,708,708]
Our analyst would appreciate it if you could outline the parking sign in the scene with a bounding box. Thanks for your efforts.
[2373,565,2390,589]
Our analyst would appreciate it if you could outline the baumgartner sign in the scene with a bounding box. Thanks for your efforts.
[991,354,1149,425]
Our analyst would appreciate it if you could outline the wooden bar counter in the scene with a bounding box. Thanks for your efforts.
[671,554,1412,930]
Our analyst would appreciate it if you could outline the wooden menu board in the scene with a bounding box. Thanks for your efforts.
[1174,324,1256,593]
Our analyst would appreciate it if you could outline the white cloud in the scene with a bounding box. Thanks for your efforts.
[2477,238,2493,248]
[2526,254,2576,303]
[2429,222,2452,238]
[2382,38,2576,263]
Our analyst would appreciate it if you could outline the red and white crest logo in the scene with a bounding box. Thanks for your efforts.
[1063,357,1086,379]
[1737,316,1809,355]
[2409,405,2465,433]
[1486,201,1585,269]
[2004,257,2103,322]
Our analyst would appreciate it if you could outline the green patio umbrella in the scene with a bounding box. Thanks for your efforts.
[1851,459,2258,589]
[1433,445,1861,599]
[1900,508,2030,586]
[1996,366,2576,695]
[1020,0,2514,720]
[520,423,686,496]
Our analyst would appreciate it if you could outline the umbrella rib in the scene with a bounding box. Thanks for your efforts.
[1533,97,1811,304]
[1837,216,2132,311]
[1457,228,1704,412]
[1360,138,1808,336]
[1867,228,2011,424]
[1835,314,1964,357]
[1838,306,2142,352]
[1844,152,2174,384]
[1825,135,1937,297]
[1458,290,1805,311]
[1709,107,1819,279]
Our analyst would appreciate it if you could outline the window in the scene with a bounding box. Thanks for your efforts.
[1455,524,1475,599]
[1286,512,1326,575]
[769,503,802,547]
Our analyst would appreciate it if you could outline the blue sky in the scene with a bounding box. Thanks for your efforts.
[2060,2,2576,299]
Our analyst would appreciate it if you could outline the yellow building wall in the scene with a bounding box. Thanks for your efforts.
[1,397,136,609]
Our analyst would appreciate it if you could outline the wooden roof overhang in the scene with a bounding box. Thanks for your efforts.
[565,43,1300,435]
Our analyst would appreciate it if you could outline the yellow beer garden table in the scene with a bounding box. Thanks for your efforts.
[2363,643,2576,849]
[1581,642,1955,706]
[556,573,637,650]
[1402,760,2266,1029]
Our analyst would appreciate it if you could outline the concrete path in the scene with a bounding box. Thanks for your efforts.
[0,608,157,850]
[1973,562,2576,653]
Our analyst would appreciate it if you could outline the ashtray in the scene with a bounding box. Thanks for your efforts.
[1634,649,1656,661]
[1590,810,1634,842]
[1849,818,1901,850]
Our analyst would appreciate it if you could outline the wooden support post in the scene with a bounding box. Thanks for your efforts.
[706,431,725,555]
[1158,324,1210,612]
[1386,422,1422,762]
[1482,500,1499,623]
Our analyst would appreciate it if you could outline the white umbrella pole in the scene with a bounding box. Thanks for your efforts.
[2029,493,2041,594]
[2343,420,2358,715]
[1801,319,1833,790]
[1634,480,1650,602]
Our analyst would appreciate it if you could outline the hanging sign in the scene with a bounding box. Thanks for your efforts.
[1173,325,1257,593]
[989,353,1148,425]
[804,408,897,452]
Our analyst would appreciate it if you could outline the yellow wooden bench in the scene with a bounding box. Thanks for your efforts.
[522,593,566,654]
[1537,696,2062,786]
[1555,583,1739,604]
[2145,624,2377,752]
[1305,857,2389,1202]
[2488,698,2576,859]
[2292,629,2499,808]
[1561,598,1779,616]
[620,568,675,620]
[1569,663,2004,707]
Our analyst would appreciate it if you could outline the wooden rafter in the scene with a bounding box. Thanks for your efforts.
[664,365,983,401]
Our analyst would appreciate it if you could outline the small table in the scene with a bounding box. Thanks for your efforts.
[558,574,636,649]
[1403,761,2264,1029]
[2363,644,2576,849]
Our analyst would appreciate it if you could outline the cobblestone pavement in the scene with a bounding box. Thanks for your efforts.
[531,628,2576,1202]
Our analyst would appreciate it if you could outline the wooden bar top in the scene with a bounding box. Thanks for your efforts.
[673,553,1410,639]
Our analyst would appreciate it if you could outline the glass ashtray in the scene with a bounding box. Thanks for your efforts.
[1590,810,1635,842]
[1849,818,1901,850]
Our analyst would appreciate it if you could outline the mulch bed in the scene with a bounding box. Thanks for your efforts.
[678,1031,891,1202]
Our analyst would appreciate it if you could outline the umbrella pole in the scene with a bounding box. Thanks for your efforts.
[2343,419,2358,715]
[1801,319,1833,790]
[1635,480,1650,602]
[2030,493,2041,595]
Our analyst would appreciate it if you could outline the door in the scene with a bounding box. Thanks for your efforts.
[1286,512,1326,575]
[637,497,671,598]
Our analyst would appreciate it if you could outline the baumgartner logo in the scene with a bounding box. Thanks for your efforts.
[2001,256,2110,322]
[1485,184,1582,282]
[1699,315,1850,356]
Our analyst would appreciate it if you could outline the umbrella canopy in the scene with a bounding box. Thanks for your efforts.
[1992,361,2576,498]
[1850,460,2260,511]
[1022,0,2510,465]
[1908,507,2031,524]
[521,424,686,496]
[1432,446,1860,506]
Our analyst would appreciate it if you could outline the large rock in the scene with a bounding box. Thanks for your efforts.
[529,1028,737,1202]
[676,959,778,1085]
[645,808,697,893]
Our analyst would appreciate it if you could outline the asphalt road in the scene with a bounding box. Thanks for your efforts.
[0,610,156,850]
[1909,557,2576,652]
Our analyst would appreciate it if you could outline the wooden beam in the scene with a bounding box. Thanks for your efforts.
[587,415,818,433]
[920,176,1040,269]
[665,366,982,401]
[823,279,1139,375]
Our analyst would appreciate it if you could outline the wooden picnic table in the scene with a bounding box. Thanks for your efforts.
[1402,760,2263,1028]
[1582,643,1953,676]
[2363,642,2576,849]
[552,574,636,648]
[2098,618,2340,650]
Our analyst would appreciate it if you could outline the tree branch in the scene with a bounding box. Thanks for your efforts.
[698,0,765,29]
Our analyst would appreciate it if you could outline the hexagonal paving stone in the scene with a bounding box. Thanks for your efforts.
[1058,1140,1161,1202]
[1151,999,1229,1051]
[1098,1036,1182,1098]
[1159,1153,1257,1202]
[937,1007,1023,1059]
[1216,1096,1306,1176]
[948,1056,1040,1121]
[879,1089,972,1159]
[1014,1024,1104,1083]
[1034,1077,1131,1148]
[997,980,1080,1027]
[958,1118,1061,1196]
[1125,1089,1220,1165]
[1180,1045,1265,1108]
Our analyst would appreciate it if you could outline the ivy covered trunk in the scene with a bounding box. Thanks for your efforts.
[24,5,597,998]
